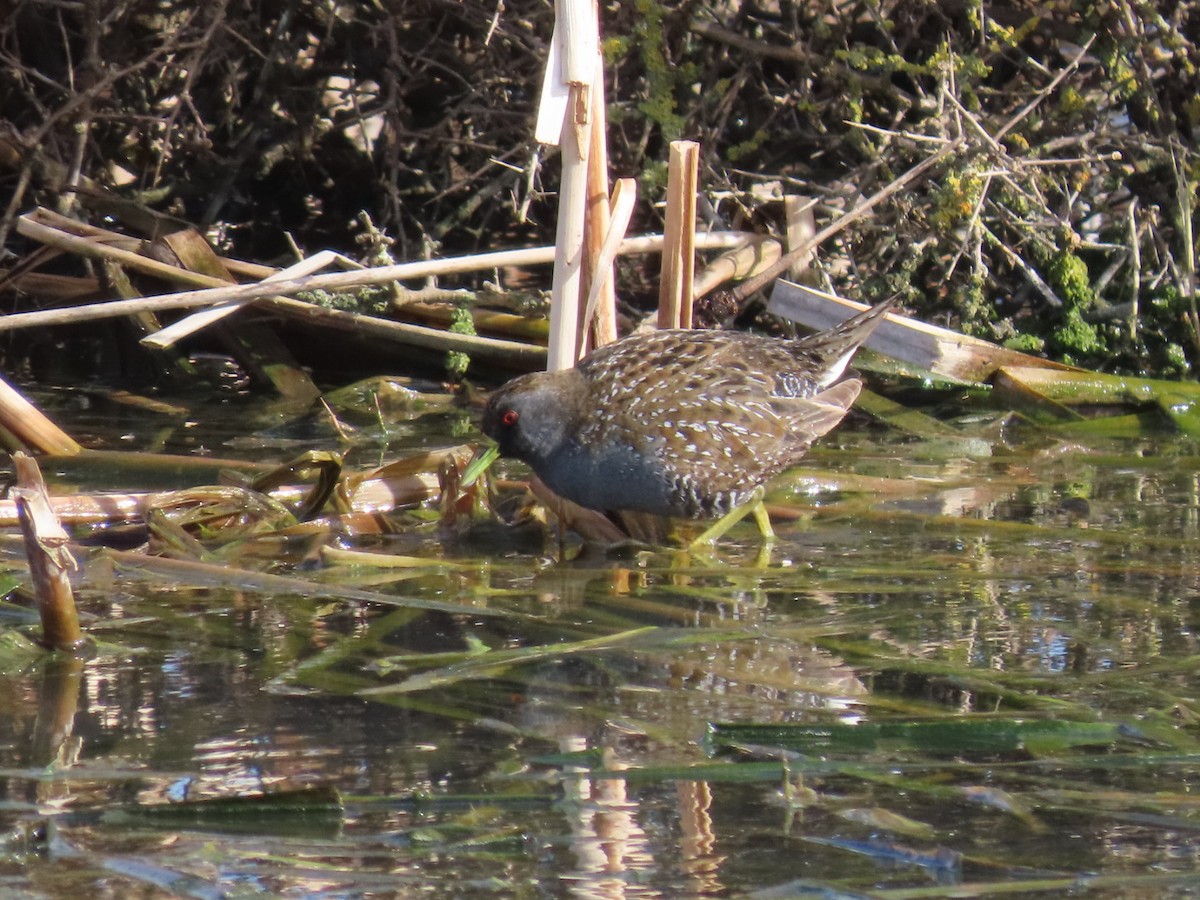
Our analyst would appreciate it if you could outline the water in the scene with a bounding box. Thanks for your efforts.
[1,388,1198,897]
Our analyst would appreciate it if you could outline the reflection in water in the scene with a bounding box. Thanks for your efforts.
[1,412,1199,895]
[33,656,85,768]
[560,737,644,899]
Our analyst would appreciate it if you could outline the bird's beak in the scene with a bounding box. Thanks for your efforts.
[460,443,500,488]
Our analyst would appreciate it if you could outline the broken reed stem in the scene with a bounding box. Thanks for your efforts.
[24,206,277,281]
[783,195,818,281]
[581,177,637,344]
[0,376,81,455]
[18,212,221,288]
[559,0,599,86]
[657,140,699,329]
[546,85,591,371]
[146,249,352,347]
[257,297,550,368]
[0,444,464,530]
[12,452,85,651]
[542,0,599,370]
[582,52,618,350]
[692,236,782,299]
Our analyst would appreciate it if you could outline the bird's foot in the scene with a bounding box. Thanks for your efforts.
[689,486,775,548]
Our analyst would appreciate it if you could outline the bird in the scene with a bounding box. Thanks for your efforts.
[478,297,896,538]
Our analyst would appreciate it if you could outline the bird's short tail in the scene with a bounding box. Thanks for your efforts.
[794,295,899,388]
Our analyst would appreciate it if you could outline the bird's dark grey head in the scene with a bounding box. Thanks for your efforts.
[481,370,584,468]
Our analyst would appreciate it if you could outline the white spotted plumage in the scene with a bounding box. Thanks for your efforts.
[482,297,896,519]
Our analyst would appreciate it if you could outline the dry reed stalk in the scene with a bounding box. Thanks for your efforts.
[18,213,222,288]
[692,235,782,299]
[582,53,618,350]
[145,250,352,347]
[543,0,599,370]
[25,206,276,280]
[546,88,591,370]
[398,302,551,343]
[0,446,456,529]
[12,452,84,650]
[581,177,636,343]
[657,140,699,329]
[0,377,81,455]
[783,195,818,282]
[0,490,144,527]
[7,211,748,333]
[253,297,549,369]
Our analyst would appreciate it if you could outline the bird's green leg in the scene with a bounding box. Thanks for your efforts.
[689,486,774,548]
[751,498,775,541]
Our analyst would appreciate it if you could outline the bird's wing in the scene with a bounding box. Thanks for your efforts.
[770,378,862,449]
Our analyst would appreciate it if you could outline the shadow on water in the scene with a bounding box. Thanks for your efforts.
[1,388,1199,897]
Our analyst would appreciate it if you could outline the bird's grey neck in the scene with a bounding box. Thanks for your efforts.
[515,371,587,466]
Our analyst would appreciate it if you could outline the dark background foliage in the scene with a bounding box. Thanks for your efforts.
[1,0,1198,375]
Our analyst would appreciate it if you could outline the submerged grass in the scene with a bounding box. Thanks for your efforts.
[0,387,1199,897]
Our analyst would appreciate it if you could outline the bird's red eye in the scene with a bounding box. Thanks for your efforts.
[501,409,520,427]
